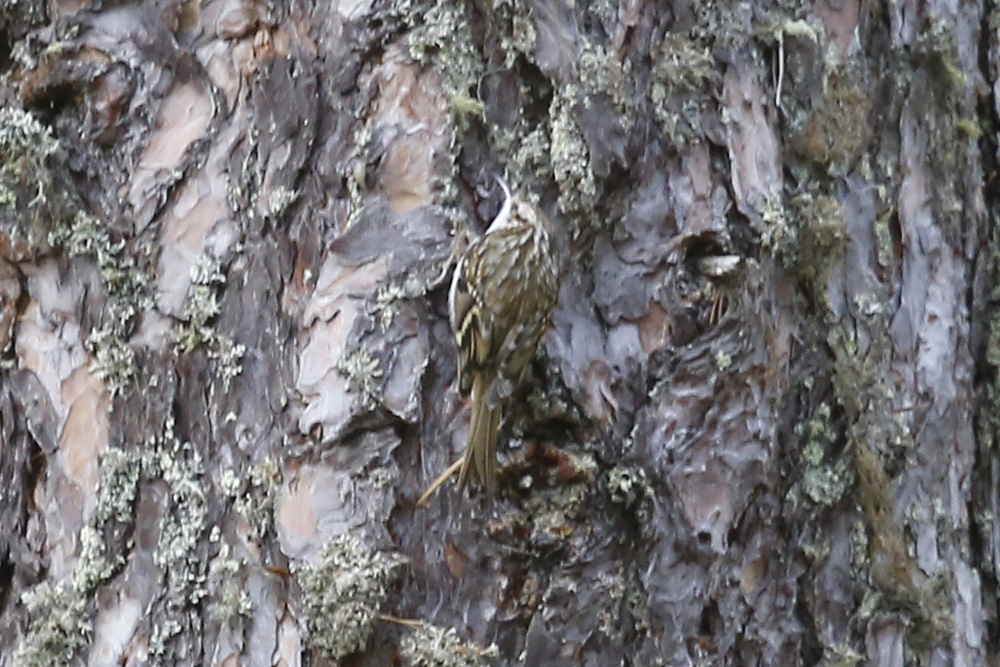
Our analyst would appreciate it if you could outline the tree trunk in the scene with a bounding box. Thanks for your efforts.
[0,0,995,665]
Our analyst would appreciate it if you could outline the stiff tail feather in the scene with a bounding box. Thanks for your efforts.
[458,373,501,495]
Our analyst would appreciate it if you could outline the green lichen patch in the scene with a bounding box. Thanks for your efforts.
[577,39,631,119]
[15,581,90,667]
[794,402,852,507]
[207,544,253,625]
[266,185,298,219]
[373,282,406,331]
[143,415,210,654]
[93,446,141,525]
[689,0,754,55]
[822,320,948,648]
[818,644,865,666]
[549,88,598,230]
[528,38,630,233]
[175,254,225,350]
[852,438,920,595]
[785,62,872,177]
[713,349,733,371]
[295,534,404,661]
[44,413,215,660]
[175,254,246,389]
[405,0,484,125]
[650,34,719,147]
[344,0,477,240]
[17,522,124,665]
[775,192,846,311]
[651,35,716,91]
[219,457,280,541]
[15,441,144,665]
[0,107,60,256]
[0,106,58,200]
[488,0,538,68]
[800,452,851,508]
[606,465,651,509]
[75,525,122,593]
[399,623,497,667]
[345,118,375,229]
[337,347,384,410]
[912,54,976,240]
[50,211,153,398]
[506,124,552,186]
[909,23,967,95]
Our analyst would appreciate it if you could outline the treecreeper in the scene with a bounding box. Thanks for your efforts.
[419,177,561,503]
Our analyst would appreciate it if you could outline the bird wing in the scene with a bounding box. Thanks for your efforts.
[450,250,490,397]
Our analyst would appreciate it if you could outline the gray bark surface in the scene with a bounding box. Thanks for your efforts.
[0,0,996,665]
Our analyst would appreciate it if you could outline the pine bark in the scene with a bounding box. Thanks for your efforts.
[0,0,996,665]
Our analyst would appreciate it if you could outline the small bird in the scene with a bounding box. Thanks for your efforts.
[447,176,561,496]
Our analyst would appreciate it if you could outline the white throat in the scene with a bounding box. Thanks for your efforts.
[486,175,514,232]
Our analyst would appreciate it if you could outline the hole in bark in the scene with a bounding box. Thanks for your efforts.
[0,553,12,613]
[681,234,725,263]
[23,81,79,125]
[698,599,720,638]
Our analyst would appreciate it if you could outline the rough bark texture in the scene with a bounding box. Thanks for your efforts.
[0,0,997,665]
